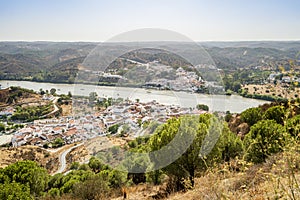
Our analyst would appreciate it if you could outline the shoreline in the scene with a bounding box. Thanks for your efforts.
[0,79,291,103]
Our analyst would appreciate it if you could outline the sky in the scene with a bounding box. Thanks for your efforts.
[0,0,299,42]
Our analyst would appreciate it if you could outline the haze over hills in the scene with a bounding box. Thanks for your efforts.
[0,41,299,83]
[201,41,300,51]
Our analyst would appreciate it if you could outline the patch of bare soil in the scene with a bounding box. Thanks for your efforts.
[0,146,58,173]
[60,104,72,116]
[0,144,81,174]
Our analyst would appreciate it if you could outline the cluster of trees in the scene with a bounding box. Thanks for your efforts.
[88,92,123,109]
[0,161,48,199]
[11,103,53,122]
[240,102,300,163]
[222,70,271,94]
[239,90,287,102]
[0,158,128,200]
[0,122,24,133]
[129,114,243,189]
[120,101,299,191]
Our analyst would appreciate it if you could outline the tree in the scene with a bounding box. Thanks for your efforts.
[244,120,288,163]
[0,123,5,132]
[108,124,119,134]
[120,124,130,136]
[107,170,127,188]
[219,123,243,161]
[196,104,209,111]
[264,105,285,125]
[121,154,150,184]
[88,157,107,173]
[0,160,49,196]
[70,162,80,170]
[48,188,60,198]
[39,88,45,95]
[240,107,263,126]
[128,140,138,148]
[57,170,94,194]
[72,175,110,200]
[50,88,56,95]
[67,91,72,98]
[52,138,64,148]
[0,182,32,200]
[285,115,300,139]
[148,114,224,188]
[89,92,98,103]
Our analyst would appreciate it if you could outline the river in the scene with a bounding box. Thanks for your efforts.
[0,80,269,113]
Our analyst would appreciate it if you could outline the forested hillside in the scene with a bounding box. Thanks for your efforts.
[1,100,299,199]
[0,42,299,83]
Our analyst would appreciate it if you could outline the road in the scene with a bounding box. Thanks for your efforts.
[41,96,60,118]
[53,143,84,175]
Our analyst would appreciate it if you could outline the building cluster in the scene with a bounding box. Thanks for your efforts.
[144,66,204,92]
[267,73,300,85]
[11,116,105,147]
[11,100,206,148]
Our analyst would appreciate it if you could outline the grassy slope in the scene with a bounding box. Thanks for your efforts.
[110,143,300,200]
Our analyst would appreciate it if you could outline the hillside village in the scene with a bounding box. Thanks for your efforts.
[10,99,206,148]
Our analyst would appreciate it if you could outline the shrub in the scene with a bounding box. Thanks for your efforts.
[196,104,209,111]
[240,107,263,126]
[285,115,300,139]
[264,105,285,124]
[244,120,288,163]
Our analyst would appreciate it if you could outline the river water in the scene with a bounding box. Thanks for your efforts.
[0,80,269,113]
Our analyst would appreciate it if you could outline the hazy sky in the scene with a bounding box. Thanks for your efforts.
[0,0,299,41]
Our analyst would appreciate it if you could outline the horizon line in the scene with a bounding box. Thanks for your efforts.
[0,39,300,43]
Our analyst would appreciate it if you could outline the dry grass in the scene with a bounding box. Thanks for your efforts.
[0,146,57,173]
[107,144,300,200]
[243,84,300,99]
[166,144,300,200]
[0,143,81,173]
[60,104,72,116]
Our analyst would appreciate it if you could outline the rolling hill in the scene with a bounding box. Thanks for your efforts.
[0,41,299,83]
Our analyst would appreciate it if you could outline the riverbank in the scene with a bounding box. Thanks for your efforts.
[0,80,269,113]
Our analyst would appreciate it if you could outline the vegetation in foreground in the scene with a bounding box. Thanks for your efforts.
[0,99,299,199]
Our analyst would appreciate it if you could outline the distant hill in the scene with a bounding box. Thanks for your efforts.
[207,46,293,70]
[0,53,48,75]
[201,41,300,51]
[0,41,299,83]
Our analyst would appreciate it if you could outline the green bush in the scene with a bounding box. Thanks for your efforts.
[0,182,32,200]
[244,120,288,163]
[285,115,300,139]
[196,104,209,111]
[0,160,49,196]
[219,123,244,161]
[240,107,263,126]
[108,124,119,134]
[264,105,285,124]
